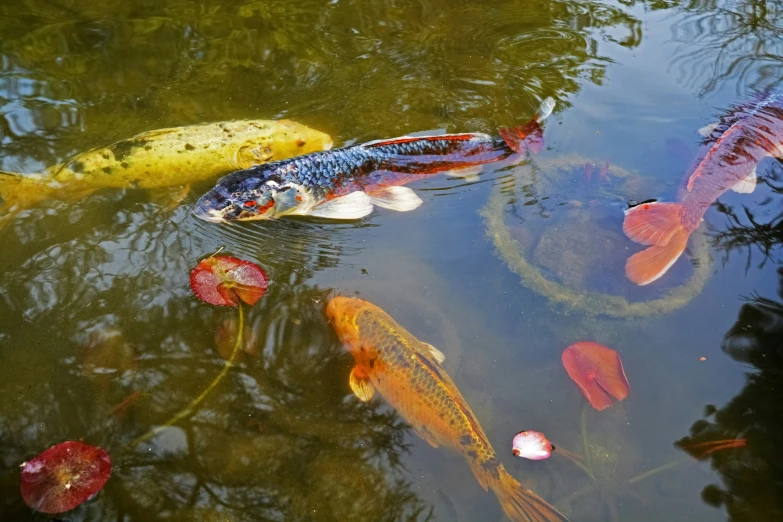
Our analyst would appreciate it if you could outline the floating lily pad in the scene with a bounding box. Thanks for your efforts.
[20,441,111,514]
[190,255,268,307]
[562,342,630,411]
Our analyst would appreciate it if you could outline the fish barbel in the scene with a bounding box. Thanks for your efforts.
[624,90,783,285]
[194,98,555,221]
[0,119,333,223]
[327,296,568,522]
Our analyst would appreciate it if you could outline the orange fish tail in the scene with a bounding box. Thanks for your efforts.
[499,120,544,155]
[623,202,690,285]
[489,467,569,522]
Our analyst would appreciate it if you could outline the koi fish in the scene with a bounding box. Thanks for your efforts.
[327,296,568,522]
[0,119,333,224]
[624,91,783,285]
[193,98,555,221]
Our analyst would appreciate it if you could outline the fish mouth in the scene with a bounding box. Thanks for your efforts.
[193,194,234,223]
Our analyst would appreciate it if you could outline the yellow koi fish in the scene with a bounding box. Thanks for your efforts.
[0,119,332,223]
[327,296,568,522]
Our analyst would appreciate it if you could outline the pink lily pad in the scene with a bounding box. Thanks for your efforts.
[20,441,111,514]
[512,431,553,460]
[190,255,268,307]
[562,341,630,411]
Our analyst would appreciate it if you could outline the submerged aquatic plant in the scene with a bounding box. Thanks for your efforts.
[20,441,111,514]
[132,254,268,447]
[562,342,630,411]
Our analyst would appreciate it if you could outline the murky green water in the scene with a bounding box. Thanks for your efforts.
[1,0,783,520]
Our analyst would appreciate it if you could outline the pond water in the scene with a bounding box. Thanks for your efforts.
[1,1,782,521]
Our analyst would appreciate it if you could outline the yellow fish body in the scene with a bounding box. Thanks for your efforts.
[0,119,332,221]
[327,296,568,522]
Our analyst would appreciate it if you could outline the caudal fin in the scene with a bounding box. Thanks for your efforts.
[0,171,53,228]
[499,97,555,154]
[623,202,689,285]
[490,467,569,522]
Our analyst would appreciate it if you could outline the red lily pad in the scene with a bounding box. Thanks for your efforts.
[20,441,111,514]
[190,255,268,307]
[562,341,630,411]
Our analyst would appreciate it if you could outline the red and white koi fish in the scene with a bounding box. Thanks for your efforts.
[624,91,783,285]
[194,98,555,221]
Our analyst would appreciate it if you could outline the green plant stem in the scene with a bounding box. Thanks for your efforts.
[553,444,596,481]
[580,402,597,478]
[130,304,244,448]
[627,460,681,484]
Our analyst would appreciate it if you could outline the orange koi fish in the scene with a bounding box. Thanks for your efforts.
[624,91,783,285]
[327,296,568,522]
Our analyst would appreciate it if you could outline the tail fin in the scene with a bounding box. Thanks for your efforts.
[499,97,556,154]
[490,467,569,522]
[623,202,690,285]
[0,171,53,228]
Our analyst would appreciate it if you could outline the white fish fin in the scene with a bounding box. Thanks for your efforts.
[413,425,440,448]
[423,342,445,364]
[367,186,423,212]
[732,167,757,194]
[447,165,482,183]
[773,143,783,160]
[349,367,375,402]
[307,191,373,219]
[698,122,720,137]
[150,184,190,211]
[536,97,556,122]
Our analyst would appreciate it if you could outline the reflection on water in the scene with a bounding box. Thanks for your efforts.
[675,267,783,522]
[711,161,783,269]
[670,0,783,95]
[2,0,783,521]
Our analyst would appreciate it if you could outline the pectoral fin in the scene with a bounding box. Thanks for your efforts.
[698,122,720,138]
[349,366,375,402]
[731,168,756,194]
[446,165,482,183]
[150,184,191,210]
[308,191,374,219]
[367,186,423,212]
[423,342,445,364]
[413,424,440,448]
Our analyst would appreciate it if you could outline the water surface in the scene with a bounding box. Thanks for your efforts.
[1,0,782,521]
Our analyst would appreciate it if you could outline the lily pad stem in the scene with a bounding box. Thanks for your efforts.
[130,304,244,448]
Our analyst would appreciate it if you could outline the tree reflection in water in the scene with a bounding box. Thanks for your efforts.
[0,0,655,519]
[677,243,783,519]
[0,198,431,521]
[669,0,783,95]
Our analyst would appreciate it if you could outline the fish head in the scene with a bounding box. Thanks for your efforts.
[234,120,333,169]
[193,172,312,222]
[326,296,369,347]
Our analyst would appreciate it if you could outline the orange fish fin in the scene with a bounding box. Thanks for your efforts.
[623,202,683,246]
[490,467,569,522]
[499,121,544,154]
[349,366,375,402]
[625,227,689,285]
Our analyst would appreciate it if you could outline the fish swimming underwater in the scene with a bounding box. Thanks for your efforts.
[0,119,333,224]
[194,98,555,221]
[327,296,568,522]
[624,91,783,285]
